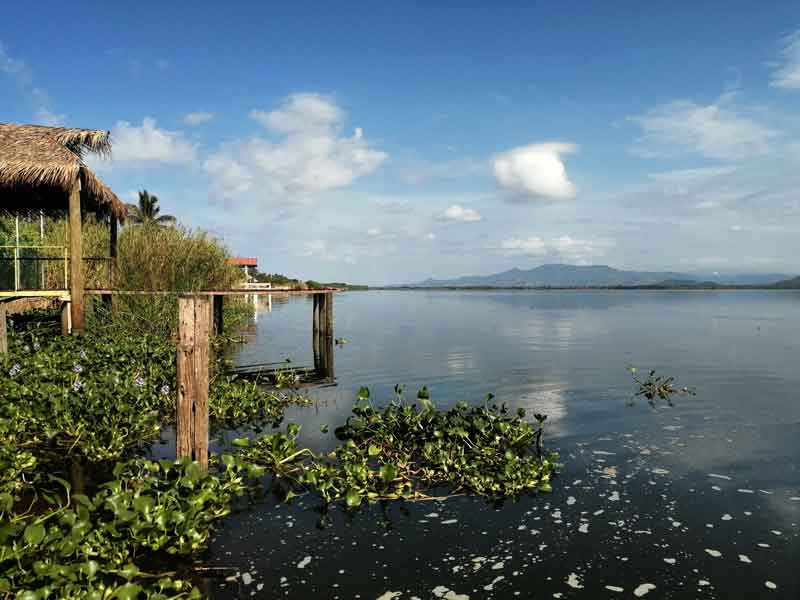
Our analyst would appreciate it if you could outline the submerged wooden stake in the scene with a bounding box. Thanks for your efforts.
[176,295,210,471]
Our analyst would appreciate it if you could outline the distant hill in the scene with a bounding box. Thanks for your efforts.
[770,276,800,289]
[404,264,793,288]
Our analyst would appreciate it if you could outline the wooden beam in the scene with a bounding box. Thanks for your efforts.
[68,178,84,332]
[176,295,211,471]
[0,303,7,354]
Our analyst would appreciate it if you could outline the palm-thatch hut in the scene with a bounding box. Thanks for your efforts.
[0,123,126,332]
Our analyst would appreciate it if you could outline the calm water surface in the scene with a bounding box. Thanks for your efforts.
[209,290,800,599]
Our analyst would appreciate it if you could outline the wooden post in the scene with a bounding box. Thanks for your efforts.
[324,292,334,338]
[60,301,71,335]
[176,295,210,471]
[68,178,84,332]
[0,303,7,355]
[312,294,320,338]
[323,292,334,381]
[213,295,224,336]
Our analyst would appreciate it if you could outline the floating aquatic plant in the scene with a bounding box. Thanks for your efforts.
[628,367,695,407]
[242,387,559,507]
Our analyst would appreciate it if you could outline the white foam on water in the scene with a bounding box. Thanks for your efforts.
[721,514,732,521]
[566,496,576,505]
[609,491,620,501]
[663,558,676,564]
[704,549,722,558]
[633,583,656,597]
[765,581,777,590]
[708,473,732,480]
[376,592,402,600]
[739,555,752,563]
[565,573,583,589]
[483,576,504,591]
[441,519,458,525]
[605,586,624,593]
[578,523,589,533]
[652,468,670,475]
[737,489,754,494]
[297,556,312,569]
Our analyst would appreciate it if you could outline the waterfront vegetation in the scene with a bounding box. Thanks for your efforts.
[0,213,555,597]
[0,314,558,597]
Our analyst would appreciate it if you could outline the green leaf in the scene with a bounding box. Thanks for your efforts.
[231,437,250,447]
[114,583,143,599]
[118,563,140,580]
[345,488,362,508]
[24,522,46,546]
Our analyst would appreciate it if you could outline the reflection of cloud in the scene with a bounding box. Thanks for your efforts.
[513,383,568,432]
[445,349,476,376]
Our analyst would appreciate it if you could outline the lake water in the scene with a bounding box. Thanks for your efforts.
[210,290,800,598]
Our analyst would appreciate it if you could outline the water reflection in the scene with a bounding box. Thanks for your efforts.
[216,290,800,599]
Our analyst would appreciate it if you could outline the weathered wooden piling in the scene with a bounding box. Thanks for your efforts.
[176,295,210,471]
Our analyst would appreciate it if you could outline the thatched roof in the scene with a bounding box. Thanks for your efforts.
[0,123,126,218]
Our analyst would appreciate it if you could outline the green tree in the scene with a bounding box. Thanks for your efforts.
[125,190,176,226]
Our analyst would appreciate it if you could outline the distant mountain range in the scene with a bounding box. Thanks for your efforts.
[402,264,797,288]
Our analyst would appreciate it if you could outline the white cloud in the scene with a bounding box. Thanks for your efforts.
[205,93,387,199]
[300,239,355,264]
[367,227,383,237]
[1,43,64,125]
[182,111,215,126]
[492,142,578,200]
[250,93,343,134]
[203,154,253,196]
[500,235,608,264]
[399,157,485,184]
[629,98,781,160]
[770,30,800,90]
[441,204,482,222]
[647,166,737,183]
[423,232,436,241]
[110,118,198,165]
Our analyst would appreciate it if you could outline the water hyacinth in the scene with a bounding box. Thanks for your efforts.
[73,363,83,374]
[161,384,171,396]
[135,376,146,387]
[72,379,83,392]
[8,363,21,378]
[79,350,87,360]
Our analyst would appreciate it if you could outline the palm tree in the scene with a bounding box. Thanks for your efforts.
[125,190,176,226]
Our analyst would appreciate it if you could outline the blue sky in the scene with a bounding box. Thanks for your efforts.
[2,2,800,284]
